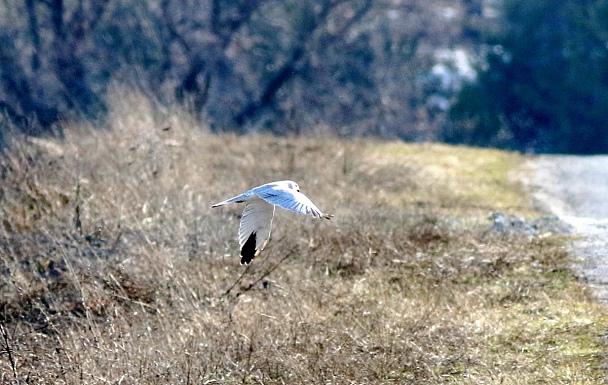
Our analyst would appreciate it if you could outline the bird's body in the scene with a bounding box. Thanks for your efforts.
[212,180,331,264]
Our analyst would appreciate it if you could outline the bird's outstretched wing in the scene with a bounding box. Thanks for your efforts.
[254,185,330,218]
[238,199,275,265]
[211,190,255,208]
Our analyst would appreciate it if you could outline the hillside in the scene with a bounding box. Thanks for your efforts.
[0,95,606,384]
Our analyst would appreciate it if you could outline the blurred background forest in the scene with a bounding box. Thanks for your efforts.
[0,0,607,154]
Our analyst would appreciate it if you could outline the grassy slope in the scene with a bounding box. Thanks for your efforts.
[0,94,606,384]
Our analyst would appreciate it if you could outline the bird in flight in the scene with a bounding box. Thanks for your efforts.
[212,180,332,265]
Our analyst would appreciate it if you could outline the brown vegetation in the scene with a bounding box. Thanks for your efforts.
[0,93,606,383]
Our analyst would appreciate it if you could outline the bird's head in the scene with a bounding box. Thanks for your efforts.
[285,181,300,192]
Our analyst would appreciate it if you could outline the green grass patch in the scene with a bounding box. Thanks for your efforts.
[360,141,533,217]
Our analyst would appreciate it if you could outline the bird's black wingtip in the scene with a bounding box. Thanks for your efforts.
[240,232,257,265]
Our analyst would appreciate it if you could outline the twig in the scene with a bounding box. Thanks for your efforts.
[222,235,288,297]
[223,263,252,297]
[74,182,82,237]
[109,228,123,254]
[0,321,18,383]
[234,249,295,298]
[222,248,295,298]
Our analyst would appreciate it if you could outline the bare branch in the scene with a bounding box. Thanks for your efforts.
[234,0,353,126]
[0,322,18,382]
[25,0,41,70]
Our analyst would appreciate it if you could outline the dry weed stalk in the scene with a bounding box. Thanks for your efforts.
[0,322,18,382]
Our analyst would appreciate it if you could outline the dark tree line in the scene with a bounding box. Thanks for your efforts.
[0,0,481,140]
[5,0,606,153]
[447,0,608,154]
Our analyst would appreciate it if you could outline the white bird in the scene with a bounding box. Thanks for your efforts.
[211,180,332,264]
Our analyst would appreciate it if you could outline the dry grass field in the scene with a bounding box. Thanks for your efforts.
[0,92,607,384]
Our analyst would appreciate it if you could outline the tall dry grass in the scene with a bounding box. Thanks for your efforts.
[0,91,606,384]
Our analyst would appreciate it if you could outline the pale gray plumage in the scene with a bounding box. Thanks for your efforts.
[238,198,274,256]
[211,180,332,264]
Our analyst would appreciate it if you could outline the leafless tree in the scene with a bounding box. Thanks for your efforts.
[0,0,484,140]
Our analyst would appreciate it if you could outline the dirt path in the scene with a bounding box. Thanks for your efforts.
[525,155,608,303]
